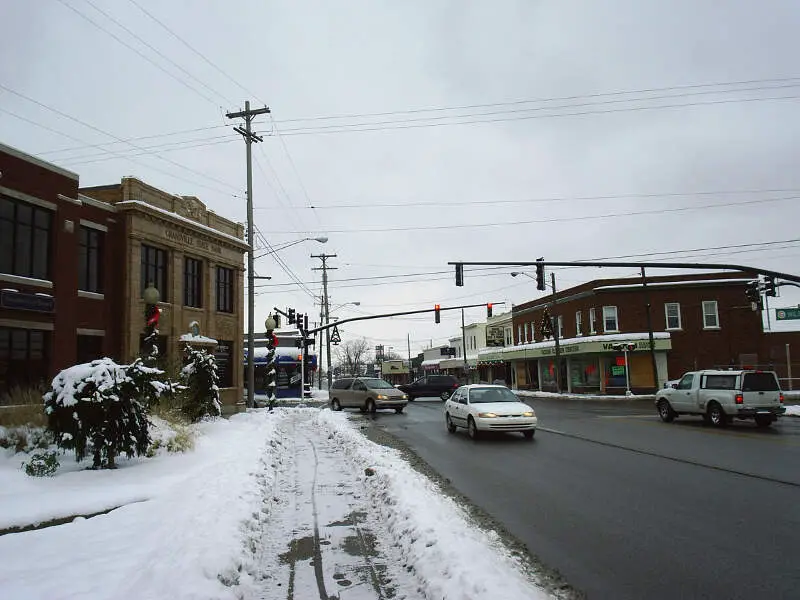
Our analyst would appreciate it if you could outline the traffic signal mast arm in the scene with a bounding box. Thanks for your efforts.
[281,301,506,336]
[449,260,800,285]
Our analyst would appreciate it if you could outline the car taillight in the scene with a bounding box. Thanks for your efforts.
[735,394,743,404]
[780,393,784,403]
[452,383,458,388]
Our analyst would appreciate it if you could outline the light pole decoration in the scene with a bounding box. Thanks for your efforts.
[612,342,637,396]
[265,314,277,411]
[143,283,161,365]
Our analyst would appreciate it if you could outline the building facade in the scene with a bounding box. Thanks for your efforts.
[0,142,123,400]
[79,177,248,413]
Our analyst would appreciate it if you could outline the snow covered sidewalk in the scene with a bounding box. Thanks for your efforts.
[0,408,554,600]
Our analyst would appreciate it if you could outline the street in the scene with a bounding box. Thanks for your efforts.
[362,397,800,600]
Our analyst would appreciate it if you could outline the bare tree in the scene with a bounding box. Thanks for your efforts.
[383,349,403,361]
[334,338,373,376]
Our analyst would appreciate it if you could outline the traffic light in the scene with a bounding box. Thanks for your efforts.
[487,303,492,318]
[296,313,304,331]
[763,276,777,297]
[455,263,464,287]
[303,313,309,331]
[745,281,760,303]
[535,257,546,291]
[434,304,441,324]
[288,308,296,324]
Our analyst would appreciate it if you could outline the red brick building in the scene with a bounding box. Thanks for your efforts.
[0,142,122,397]
[478,271,799,394]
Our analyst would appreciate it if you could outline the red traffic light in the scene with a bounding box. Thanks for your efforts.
[434,304,441,324]
[487,303,493,318]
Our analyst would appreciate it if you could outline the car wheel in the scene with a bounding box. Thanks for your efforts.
[395,407,404,414]
[366,399,376,414]
[467,417,480,440]
[440,391,451,401]
[657,400,675,423]
[446,413,457,433]
[755,414,773,428]
[707,402,727,428]
[523,430,535,440]
[331,398,341,411]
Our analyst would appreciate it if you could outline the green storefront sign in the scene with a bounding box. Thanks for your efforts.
[775,308,800,321]
[479,336,672,363]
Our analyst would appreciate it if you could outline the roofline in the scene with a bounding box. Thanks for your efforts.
[0,141,79,180]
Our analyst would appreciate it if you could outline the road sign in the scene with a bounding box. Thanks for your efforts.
[776,308,800,321]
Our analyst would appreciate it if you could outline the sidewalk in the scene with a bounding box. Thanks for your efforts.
[0,400,560,599]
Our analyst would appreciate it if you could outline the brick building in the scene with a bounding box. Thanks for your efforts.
[1,142,123,398]
[479,271,794,394]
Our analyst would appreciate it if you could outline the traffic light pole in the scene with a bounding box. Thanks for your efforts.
[551,272,562,393]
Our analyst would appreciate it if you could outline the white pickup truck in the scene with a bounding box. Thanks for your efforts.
[655,370,786,428]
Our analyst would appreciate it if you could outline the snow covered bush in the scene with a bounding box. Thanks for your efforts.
[43,358,173,469]
[179,346,221,422]
[23,450,59,477]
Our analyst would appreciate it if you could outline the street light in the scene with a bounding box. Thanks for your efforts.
[612,342,637,396]
[264,314,277,410]
[247,236,327,410]
[254,236,328,259]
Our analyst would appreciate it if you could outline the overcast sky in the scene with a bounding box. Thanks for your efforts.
[2,0,800,357]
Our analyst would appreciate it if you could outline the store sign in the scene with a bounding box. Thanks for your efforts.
[486,327,505,347]
[164,228,222,254]
[0,290,55,313]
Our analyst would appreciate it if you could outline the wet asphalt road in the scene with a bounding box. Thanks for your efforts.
[363,397,800,600]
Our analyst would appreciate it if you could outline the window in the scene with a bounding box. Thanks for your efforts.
[589,308,597,334]
[702,374,737,390]
[0,327,50,398]
[575,311,583,336]
[184,257,203,308]
[742,372,779,392]
[677,373,694,390]
[214,340,233,388]
[0,195,52,280]
[702,301,719,329]
[78,226,104,293]
[557,315,564,339]
[505,328,512,346]
[216,266,234,313]
[602,306,619,332]
[664,302,681,330]
[141,245,168,301]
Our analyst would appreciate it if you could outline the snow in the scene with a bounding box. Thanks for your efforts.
[0,403,554,599]
[178,333,218,344]
[1,288,19,292]
[516,389,655,401]
[45,358,130,408]
[785,405,800,417]
[592,277,752,291]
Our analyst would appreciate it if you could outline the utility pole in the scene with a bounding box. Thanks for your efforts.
[312,253,337,391]
[407,333,412,383]
[640,267,660,390]
[551,272,562,393]
[318,296,324,390]
[227,101,270,409]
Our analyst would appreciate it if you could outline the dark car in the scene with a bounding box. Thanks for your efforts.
[398,374,460,401]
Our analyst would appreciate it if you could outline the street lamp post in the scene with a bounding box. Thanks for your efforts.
[612,342,637,396]
[143,283,161,364]
[265,314,277,411]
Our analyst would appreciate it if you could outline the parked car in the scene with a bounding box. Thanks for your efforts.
[398,374,460,401]
[655,369,786,427]
[330,377,408,413]
[444,384,537,440]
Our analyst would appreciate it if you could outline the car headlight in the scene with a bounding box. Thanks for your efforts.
[477,412,498,418]
[376,394,388,400]
[522,411,535,417]
[401,394,408,400]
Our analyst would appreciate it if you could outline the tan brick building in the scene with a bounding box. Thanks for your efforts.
[80,177,248,413]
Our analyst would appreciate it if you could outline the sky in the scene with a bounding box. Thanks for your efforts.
[0,404,554,599]
[2,0,800,359]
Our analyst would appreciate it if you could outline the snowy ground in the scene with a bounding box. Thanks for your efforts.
[0,401,554,599]
[515,389,655,401]
[785,405,800,417]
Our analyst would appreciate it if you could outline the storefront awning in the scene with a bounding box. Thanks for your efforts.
[478,332,671,362]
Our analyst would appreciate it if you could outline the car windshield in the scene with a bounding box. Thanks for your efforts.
[363,378,395,389]
[742,372,779,392]
[468,387,520,403]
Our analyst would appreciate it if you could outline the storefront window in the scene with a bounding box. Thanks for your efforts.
[604,355,628,390]
[0,327,50,400]
[569,357,600,393]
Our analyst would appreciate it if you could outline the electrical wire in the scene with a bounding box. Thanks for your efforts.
[259,195,799,234]
[60,137,238,166]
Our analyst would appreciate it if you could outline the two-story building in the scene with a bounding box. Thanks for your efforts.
[479,272,772,394]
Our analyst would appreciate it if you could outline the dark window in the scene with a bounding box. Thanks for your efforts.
[702,374,737,390]
[76,335,104,365]
[184,257,203,308]
[742,372,779,392]
[677,374,695,390]
[78,226,104,293]
[332,378,353,390]
[141,245,168,301]
[216,266,234,313]
[0,195,52,280]
[214,340,233,388]
[0,327,51,399]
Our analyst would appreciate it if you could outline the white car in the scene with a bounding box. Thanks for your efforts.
[444,384,537,440]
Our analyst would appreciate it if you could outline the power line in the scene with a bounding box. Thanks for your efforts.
[260,195,799,234]
[0,82,242,195]
[253,187,800,211]
[270,75,800,124]
[53,0,223,108]
[82,0,233,106]
[125,0,266,103]
[60,136,237,166]
[276,94,800,137]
